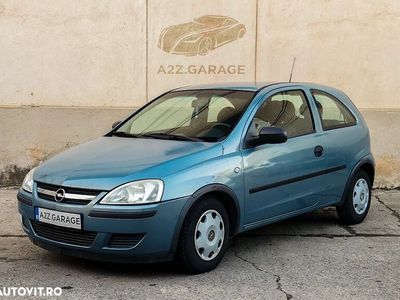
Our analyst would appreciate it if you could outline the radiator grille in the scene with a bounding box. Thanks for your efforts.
[36,182,101,205]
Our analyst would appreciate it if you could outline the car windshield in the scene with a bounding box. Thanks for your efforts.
[114,89,255,142]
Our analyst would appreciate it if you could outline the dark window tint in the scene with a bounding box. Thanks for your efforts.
[312,90,357,130]
[252,90,314,138]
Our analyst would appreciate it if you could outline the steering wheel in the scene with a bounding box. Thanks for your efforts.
[210,122,232,130]
[197,122,232,138]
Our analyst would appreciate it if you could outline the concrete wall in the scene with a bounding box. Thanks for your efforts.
[257,0,400,110]
[0,0,146,107]
[0,0,399,187]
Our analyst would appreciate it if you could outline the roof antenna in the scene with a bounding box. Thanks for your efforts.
[289,57,296,82]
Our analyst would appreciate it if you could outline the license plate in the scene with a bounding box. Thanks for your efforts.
[34,207,82,230]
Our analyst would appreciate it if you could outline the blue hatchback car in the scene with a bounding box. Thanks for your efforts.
[18,82,374,273]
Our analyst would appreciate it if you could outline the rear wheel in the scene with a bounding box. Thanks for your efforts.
[176,197,229,273]
[336,169,371,224]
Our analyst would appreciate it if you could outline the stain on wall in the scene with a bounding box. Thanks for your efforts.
[0,2,5,16]
[0,107,398,188]
[0,165,32,187]
[375,155,400,188]
[0,106,129,187]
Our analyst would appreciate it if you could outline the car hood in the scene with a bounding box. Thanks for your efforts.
[34,137,222,190]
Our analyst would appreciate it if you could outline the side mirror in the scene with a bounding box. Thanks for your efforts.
[249,127,288,147]
[112,121,121,129]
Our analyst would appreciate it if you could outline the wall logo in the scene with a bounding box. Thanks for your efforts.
[158,15,246,56]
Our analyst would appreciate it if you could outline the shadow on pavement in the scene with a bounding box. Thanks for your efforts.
[41,207,343,276]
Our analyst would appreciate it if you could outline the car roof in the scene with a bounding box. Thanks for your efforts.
[174,82,281,92]
[173,82,344,93]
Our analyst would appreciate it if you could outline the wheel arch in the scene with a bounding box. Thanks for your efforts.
[359,161,375,184]
[169,184,241,255]
[338,155,375,206]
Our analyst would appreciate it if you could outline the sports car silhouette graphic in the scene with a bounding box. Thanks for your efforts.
[158,15,246,56]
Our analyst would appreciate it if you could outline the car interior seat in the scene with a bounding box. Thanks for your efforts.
[217,107,239,127]
[256,100,298,136]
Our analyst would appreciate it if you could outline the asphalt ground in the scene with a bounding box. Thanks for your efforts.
[0,188,399,299]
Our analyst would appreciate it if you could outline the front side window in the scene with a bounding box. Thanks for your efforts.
[249,90,314,138]
[115,90,255,142]
[312,90,357,130]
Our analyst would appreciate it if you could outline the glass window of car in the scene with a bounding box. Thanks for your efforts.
[115,90,255,142]
[312,90,357,130]
[250,90,314,138]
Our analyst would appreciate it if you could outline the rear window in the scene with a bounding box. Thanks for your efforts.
[311,90,357,130]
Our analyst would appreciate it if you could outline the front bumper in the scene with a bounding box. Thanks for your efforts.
[17,188,190,263]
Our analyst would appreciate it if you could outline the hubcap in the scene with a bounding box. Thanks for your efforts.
[194,209,225,261]
[352,178,370,215]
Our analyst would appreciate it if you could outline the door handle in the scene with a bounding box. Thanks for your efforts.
[314,145,324,157]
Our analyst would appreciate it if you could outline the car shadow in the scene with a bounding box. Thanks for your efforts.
[43,207,342,276]
[240,206,342,237]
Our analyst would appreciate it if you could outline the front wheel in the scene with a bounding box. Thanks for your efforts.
[176,197,229,274]
[336,169,371,225]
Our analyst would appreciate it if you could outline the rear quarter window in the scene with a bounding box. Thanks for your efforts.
[311,90,357,130]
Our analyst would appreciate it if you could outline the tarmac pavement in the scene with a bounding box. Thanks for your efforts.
[0,188,399,299]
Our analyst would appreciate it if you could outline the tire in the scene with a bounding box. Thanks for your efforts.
[336,169,371,225]
[176,196,230,274]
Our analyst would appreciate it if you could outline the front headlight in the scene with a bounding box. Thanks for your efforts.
[22,168,35,193]
[100,180,164,205]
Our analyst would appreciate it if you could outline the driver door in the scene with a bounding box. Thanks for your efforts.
[242,88,327,226]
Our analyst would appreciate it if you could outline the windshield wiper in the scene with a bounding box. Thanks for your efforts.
[146,133,202,142]
[112,131,201,142]
[111,132,156,139]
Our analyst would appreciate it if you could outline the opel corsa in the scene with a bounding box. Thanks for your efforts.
[18,82,374,273]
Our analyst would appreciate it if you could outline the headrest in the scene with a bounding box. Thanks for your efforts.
[217,107,238,125]
[280,101,295,117]
[258,100,295,124]
[299,103,308,115]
